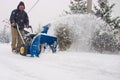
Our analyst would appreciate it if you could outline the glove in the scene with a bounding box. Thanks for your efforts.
[25,25,29,28]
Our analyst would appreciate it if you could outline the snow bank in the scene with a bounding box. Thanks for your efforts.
[48,14,113,52]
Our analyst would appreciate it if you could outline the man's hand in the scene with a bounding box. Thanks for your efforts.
[11,23,16,26]
[25,25,30,28]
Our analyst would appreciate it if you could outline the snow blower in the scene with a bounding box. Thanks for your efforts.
[17,24,57,57]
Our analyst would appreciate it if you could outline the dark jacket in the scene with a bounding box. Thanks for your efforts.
[10,9,29,30]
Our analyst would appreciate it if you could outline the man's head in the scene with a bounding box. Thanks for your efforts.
[17,1,25,11]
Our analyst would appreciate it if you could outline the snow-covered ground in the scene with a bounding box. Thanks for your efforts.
[0,43,120,80]
[0,14,120,80]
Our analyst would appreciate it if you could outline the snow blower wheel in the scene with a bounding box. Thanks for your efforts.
[20,45,27,56]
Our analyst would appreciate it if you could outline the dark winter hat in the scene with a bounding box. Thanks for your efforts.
[17,1,25,9]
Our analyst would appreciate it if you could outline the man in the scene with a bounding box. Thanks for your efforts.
[10,1,29,53]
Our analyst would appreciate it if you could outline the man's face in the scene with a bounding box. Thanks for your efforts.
[19,5,25,11]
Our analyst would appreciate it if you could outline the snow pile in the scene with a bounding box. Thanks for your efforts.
[48,14,114,52]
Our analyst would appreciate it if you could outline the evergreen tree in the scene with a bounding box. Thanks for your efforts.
[0,27,10,43]
[0,19,11,43]
[66,0,87,14]
[94,0,120,28]
[111,17,120,28]
[55,24,72,51]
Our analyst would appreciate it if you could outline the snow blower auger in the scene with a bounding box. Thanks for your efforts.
[17,24,57,57]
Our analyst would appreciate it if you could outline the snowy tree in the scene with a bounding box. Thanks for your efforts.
[111,17,120,28]
[91,24,120,53]
[55,24,72,51]
[66,0,87,14]
[0,19,11,43]
[94,0,120,28]
[0,27,10,43]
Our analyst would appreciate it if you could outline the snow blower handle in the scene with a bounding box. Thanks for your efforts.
[28,25,33,33]
[16,25,25,45]
[24,25,33,33]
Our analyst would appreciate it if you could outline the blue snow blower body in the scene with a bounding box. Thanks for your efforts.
[20,24,57,57]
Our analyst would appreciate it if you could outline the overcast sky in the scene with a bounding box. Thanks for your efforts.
[0,0,120,29]
[0,0,70,27]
